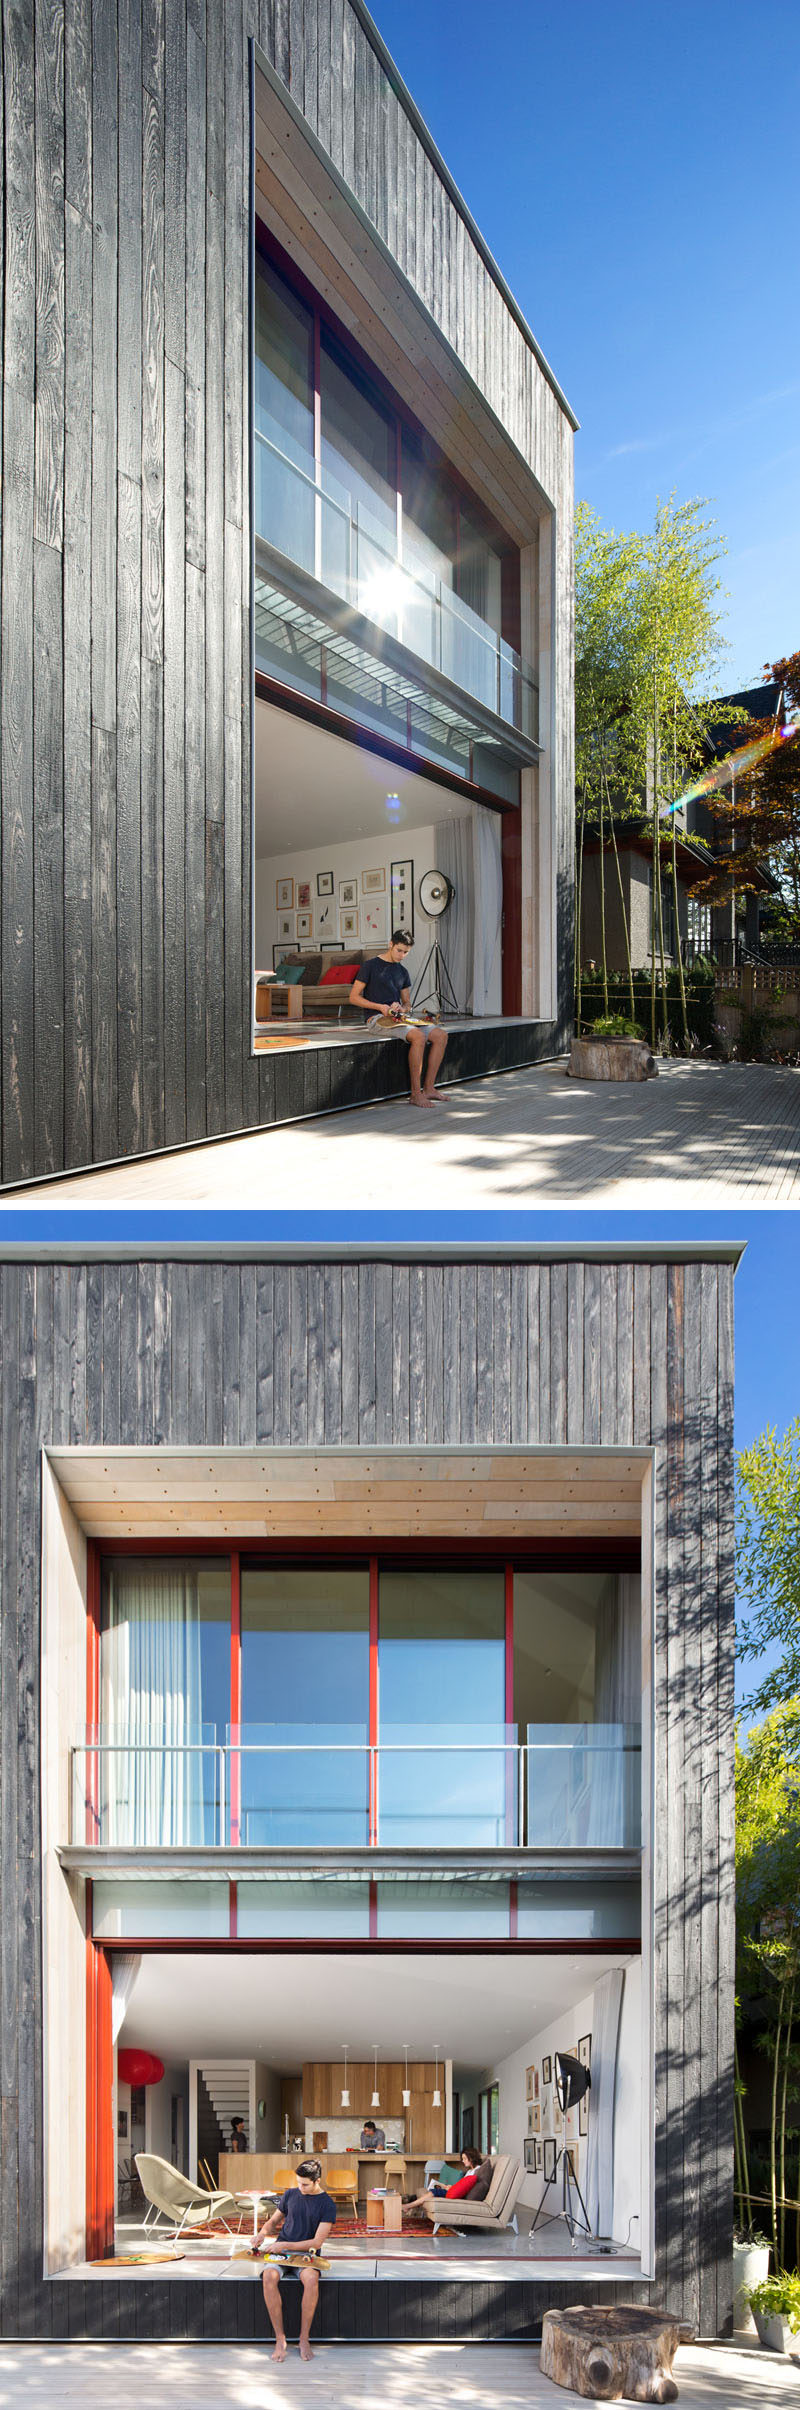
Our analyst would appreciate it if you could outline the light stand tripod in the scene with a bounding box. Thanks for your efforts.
[411,929,460,1016]
[529,2141,592,2244]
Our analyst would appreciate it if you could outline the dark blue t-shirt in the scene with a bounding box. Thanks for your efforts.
[277,2188,337,2243]
[360,956,410,1007]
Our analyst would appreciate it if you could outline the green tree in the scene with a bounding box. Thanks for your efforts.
[735,1703,800,2268]
[738,1418,800,1715]
[574,497,729,1046]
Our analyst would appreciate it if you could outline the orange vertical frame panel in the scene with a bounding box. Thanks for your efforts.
[86,1906,115,2260]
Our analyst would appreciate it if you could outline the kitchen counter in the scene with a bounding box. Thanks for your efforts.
[218,2149,429,2199]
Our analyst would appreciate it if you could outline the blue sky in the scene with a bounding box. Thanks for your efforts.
[372,0,800,689]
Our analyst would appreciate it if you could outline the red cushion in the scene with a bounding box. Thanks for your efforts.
[319,962,359,986]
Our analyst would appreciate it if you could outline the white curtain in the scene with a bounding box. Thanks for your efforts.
[589,1574,642,1845]
[434,805,502,1016]
[111,1954,142,2044]
[100,1563,204,1844]
[584,1966,625,2239]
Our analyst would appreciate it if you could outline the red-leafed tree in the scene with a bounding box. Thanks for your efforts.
[697,651,800,936]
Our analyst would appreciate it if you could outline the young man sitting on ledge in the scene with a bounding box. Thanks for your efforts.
[255,2159,336,2363]
[349,931,448,1109]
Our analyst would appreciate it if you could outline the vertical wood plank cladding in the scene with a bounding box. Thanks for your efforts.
[1,0,36,1182]
[32,540,65,1173]
[33,0,65,548]
[63,155,93,1170]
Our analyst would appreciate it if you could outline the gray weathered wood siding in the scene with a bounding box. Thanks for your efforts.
[0,1251,734,2336]
[0,0,574,1186]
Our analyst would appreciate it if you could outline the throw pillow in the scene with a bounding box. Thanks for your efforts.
[320,962,359,986]
[470,2157,494,2202]
[275,962,306,985]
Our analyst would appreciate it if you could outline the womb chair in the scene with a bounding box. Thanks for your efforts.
[429,2153,523,2235]
[135,2153,246,2241]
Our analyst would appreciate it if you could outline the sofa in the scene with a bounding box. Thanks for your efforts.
[428,2153,523,2233]
[256,947,380,1026]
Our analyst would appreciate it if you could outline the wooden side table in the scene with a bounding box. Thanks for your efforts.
[366,2191,402,2233]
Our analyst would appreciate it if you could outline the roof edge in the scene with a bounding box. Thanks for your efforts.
[0,1239,746,1266]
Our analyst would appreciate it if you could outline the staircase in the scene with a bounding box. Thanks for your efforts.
[198,2061,252,2162]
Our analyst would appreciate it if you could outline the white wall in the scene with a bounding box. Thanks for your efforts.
[255,821,443,992]
[40,1460,90,2272]
[457,1966,640,2244]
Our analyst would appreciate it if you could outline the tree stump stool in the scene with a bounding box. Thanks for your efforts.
[541,2306,682,2402]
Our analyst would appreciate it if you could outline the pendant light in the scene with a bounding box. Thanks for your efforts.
[402,2044,411,2109]
[340,2044,350,2110]
[432,2045,442,2110]
[371,2044,381,2110]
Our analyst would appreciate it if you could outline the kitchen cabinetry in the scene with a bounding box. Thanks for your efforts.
[299,2060,444,2149]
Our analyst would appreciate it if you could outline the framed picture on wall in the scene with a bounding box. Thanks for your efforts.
[340,908,359,940]
[276,878,294,909]
[317,871,334,896]
[526,2066,535,2102]
[578,2034,592,2071]
[527,2101,541,2135]
[314,897,336,942]
[296,911,312,940]
[579,2089,590,2136]
[339,878,358,908]
[542,2057,552,2087]
[361,866,386,893]
[535,2137,544,2172]
[361,896,389,945]
[390,858,414,935]
[297,881,312,910]
[277,912,295,944]
[552,2091,563,2134]
[523,2137,537,2172]
[543,2138,556,2181]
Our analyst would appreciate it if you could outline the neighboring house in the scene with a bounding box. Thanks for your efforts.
[0,1,577,1188]
[689,683,785,960]
[579,824,712,972]
[0,1235,737,2340]
[579,682,784,975]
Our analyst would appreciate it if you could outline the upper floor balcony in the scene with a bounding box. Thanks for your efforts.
[72,1723,641,1854]
[255,413,538,747]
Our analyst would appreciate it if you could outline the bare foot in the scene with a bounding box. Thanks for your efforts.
[271,2339,287,2361]
[298,2339,314,2360]
[410,1092,435,1108]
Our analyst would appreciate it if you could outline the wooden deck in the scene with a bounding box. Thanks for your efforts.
[8,1057,800,1208]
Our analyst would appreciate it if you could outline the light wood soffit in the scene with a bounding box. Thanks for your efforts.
[45,1448,648,1541]
[254,71,547,545]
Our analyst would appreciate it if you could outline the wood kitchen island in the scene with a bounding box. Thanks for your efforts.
[218,2150,431,2206]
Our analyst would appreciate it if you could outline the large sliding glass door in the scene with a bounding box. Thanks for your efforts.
[239,1566,370,1844]
[377,1567,509,1845]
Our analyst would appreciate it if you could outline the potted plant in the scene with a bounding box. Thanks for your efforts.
[745,2271,800,2352]
[569,1013,659,1083]
[732,2225,770,2333]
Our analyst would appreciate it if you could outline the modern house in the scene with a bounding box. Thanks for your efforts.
[0,0,576,1189]
[0,1235,737,2340]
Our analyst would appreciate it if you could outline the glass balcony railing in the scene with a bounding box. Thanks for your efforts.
[72,1724,641,1851]
[254,415,538,741]
[526,1724,642,1850]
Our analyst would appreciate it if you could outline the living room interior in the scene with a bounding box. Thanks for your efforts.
[253,697,505,1040]
[106,1948,642,2278]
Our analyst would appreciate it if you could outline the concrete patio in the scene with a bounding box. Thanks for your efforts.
[0,2339,797,2407]
[4,1058,800,1209]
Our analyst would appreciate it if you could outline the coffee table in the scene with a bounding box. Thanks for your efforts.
[366,2191,402,2233]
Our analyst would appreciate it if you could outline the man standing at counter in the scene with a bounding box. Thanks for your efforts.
[255,2160,336,2363]
[360,2115,386,2151]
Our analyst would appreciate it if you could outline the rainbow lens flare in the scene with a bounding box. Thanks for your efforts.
[666,722,794,814]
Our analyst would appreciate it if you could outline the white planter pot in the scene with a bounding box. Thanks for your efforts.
[733,2241,769,2334]
[753,2307,796,2352]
